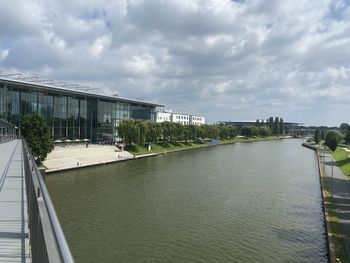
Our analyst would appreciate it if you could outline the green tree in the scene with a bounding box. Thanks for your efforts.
[268,117,274,129]
[340,123,349,132]
[259,126,272,137]
[325,130,342,151]
[21,113,54,162]
[279,118,284,135]
[321,129,325,140]
[345,130,350,145]
[314,128,321,144]
[273,117,280,135]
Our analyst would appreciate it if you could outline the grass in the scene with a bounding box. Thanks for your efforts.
[332,147,350,178]
[125,136,285,156]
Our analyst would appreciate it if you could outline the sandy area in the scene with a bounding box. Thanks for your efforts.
[44,144,134,172]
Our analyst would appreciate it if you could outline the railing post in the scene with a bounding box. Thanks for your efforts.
[39,167,46,182]
[22,138,75,263]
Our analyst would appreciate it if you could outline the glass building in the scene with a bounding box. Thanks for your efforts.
[0,77,162,142]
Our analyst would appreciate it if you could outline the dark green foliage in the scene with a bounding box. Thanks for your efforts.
[325,130,342,152]
[279,118,284,135]
[268,117,274,129]
[345,131,350,145]
[264,116,285,135]
[273,117,280,135]
[21,113,54,162]
[314,128,321,144]
[219,125,236,139]
[240,125,272,137]
[321,129,326,140]
[118,120,236,145]
[340,123,349,132]
[259,125,272,137]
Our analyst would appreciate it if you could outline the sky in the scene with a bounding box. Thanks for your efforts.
[0,0,349,126]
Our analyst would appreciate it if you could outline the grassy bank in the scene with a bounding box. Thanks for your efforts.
[332,147,350,179]
[125,136,285,156]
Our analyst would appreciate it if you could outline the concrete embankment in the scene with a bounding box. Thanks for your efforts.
[46,136,290,174]
[44,144,134,173]
[302,143,335,263]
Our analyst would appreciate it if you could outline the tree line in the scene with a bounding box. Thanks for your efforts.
[314,123,350,151]
[118,120,237,145]
[240,116,285,137]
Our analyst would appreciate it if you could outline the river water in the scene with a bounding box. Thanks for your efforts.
[46,139,328,263]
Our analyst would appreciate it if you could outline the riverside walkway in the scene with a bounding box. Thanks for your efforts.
[0,139,30,262]
[324,152,350,261]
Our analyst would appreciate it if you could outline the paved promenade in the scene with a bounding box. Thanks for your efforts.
[44,144,134,173]
[0,140,30,262]
[324,152,350,261]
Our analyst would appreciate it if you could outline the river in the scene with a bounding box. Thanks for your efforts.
[46,139,328,263]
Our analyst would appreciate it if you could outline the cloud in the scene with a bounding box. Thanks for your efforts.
[0,0,349,126]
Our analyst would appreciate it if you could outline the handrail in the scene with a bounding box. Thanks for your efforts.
[22,138,74,262]
[0,118,17,144]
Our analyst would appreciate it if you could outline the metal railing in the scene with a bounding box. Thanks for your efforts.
[22,139,74,263]
[0,118,17,143]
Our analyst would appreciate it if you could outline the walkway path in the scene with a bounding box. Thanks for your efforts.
[324,152,350,261]
[0,140,30,262]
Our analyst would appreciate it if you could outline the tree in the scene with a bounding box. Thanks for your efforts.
[314,128,321,144]
[340,123,349,132]
[21,113,54,162]
[273,117,280,135]
[259,126,272,137]
[325,130,342,152]
[268,117,274,129]
[279,118,284,135]
[321,129,326,140]
[345,130,350,145]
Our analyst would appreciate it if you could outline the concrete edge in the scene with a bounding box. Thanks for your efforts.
[46,153,161,174]
[302,143,335,263]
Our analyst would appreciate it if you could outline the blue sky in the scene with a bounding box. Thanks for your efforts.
[0,0,349,126]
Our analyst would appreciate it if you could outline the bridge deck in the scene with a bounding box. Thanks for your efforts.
[0,140,30,262]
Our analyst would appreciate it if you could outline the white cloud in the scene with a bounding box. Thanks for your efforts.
[0,0,349,126]
[0,49,9,60]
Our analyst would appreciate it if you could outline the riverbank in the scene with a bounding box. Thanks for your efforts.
[45,136,288,173]
[333,147,350,179]
[126,136,288,156]
[302,142,347,263]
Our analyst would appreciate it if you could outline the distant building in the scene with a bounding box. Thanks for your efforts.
[156,110,172,123]
[217,120,302,134]
[190,115,205,126]
[156,110,205,126]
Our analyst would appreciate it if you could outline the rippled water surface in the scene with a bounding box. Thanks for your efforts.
[46,139,328,263]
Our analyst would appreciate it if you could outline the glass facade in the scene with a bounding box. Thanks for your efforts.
[0,80,158,143]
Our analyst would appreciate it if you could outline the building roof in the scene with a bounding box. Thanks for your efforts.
[217,120,303,125]
[0,77,163,107]
[157,110,204,118]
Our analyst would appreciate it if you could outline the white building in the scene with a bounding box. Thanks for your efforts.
[190,115,205,126]
[172,113,190,125]
[156,110,205,126]
[156,111,172,122]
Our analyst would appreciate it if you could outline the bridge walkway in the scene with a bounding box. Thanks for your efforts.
[0,139,30,262]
